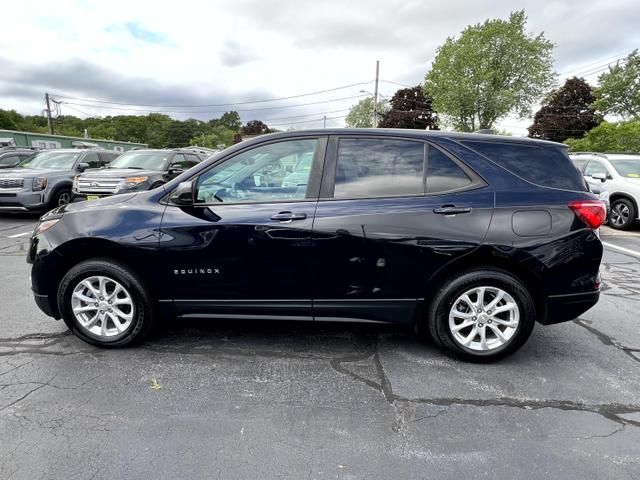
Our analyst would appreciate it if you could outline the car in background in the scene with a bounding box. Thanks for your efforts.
[570,152,640,230]
[0,148,119,212]
[0,147,40,170]
[29,129,605,362]
[72,148,205,201]
[586,181,610,215]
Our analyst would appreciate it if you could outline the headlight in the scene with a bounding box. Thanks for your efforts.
[32,177,48,191]
[120,176,148,189]
[35,218,60,235]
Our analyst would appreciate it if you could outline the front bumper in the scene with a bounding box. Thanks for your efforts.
[0,190,46,211]
[540,291,600,325]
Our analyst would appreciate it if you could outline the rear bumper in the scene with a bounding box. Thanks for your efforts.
[540,291,600,325]
[33,292,60,319]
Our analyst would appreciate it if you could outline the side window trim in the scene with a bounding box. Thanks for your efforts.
[176,136,328,207]
[319,135,485,201]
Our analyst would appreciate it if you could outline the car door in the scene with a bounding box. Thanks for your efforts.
[311,135,493,324]
[159,136,327,319]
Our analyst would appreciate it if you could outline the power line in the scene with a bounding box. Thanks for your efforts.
[49,82,373,108]
[58,94,368,115]
[559,49,635,76]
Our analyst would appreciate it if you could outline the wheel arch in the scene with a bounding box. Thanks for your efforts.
[415,247,547,326]
[43,238,158,317]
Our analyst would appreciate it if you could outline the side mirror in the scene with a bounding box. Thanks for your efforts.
[591,173,607,183]
[169,166,185,175]
[170,181,195,205]
[77,162,90,172]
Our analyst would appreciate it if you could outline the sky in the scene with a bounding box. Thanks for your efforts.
[1,0,639,135]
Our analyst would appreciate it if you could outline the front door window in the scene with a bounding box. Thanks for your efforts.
[195,139,318,204]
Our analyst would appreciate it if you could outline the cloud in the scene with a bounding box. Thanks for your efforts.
[219,41,259,67]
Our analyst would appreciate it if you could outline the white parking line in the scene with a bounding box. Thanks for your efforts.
[7,231,31,238]
[602,241,640,258]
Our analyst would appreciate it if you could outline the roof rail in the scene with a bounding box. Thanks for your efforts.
[71,141,100,149]
[569,152,608,158]
[175,146,221,155]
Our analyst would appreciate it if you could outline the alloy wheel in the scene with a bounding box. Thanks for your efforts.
[610,202,630,227]
[448,286,520,351]
[57,191,71,206]
[70,276,135,337]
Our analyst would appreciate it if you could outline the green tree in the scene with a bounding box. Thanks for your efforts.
[0,109,20,130]
[166,120,196,147]
[565,120,640,152]
[528,77,602,142]
[191,125,236,149]
[345,97,389,128]
[217,111,242,131]
[424,10,555,131]
[593,50,640,119]
[378,86,439,129]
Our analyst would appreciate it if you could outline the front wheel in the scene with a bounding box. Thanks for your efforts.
[609,198,636,230]
[425,269,536,362]
[57,259,155,347]
[49,188,72,209]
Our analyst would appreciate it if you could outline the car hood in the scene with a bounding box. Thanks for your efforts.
[624,177,640,185]
[51,191,139,217]
[80,168,161,178]
[0,167,72,178]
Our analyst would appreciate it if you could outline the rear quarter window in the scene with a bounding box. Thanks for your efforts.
[462,141,587,191]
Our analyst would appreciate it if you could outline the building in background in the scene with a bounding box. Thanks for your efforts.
[0,129,146,152]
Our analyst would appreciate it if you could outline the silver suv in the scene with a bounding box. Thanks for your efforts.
[0,149,119,212]
[570,153,640,230]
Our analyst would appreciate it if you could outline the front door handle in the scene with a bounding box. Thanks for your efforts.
[270,212,308,222]
[433,205,472,215]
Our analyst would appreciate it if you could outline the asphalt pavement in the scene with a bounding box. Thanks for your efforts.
[1,214,639,480]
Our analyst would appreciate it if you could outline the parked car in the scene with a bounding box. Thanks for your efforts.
[0,147,40,170]
[29,129,605,361]
[0,148,119,212]
[570,152,640,230]
[72,148,205,201]
[586,181,610,216]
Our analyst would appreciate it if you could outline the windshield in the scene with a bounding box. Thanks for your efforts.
[108,152,171,170]
[18,151,80,170]
[610,158,640,178]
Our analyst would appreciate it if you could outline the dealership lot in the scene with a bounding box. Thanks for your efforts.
[1,215,639,479]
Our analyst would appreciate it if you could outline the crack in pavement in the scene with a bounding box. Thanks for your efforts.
[574,319,640,365]
[330,349,640,430]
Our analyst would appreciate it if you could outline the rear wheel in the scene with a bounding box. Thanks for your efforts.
[57,259,154,347]
[609,198,636,230]
[425,269,536,362]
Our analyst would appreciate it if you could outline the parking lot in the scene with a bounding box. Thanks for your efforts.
[1,214,639,479]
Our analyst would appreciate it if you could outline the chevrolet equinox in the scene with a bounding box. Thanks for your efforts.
[28,129,605,361]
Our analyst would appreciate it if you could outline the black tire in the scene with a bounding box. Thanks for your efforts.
[57,258,155,348]
[425,269,536,362]
[49,187,72,210]
[609,198,636,230]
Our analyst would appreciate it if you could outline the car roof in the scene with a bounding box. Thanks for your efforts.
[251,128,565,148]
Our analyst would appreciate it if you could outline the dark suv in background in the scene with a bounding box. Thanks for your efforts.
[29,129,605,361]
[72,148,206,201]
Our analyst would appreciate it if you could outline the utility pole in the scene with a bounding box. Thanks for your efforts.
[323,115,327,128]
[372,60,379,128]
[44,93,53,135]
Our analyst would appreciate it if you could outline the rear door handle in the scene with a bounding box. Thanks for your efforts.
[433,205,472,215]
[270,212,308,221]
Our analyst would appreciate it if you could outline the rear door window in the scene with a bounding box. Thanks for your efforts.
[463,141,586,191]
[333,138,424,199]
[426,145,472,193]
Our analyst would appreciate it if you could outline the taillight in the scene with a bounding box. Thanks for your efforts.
[569,200,607,229]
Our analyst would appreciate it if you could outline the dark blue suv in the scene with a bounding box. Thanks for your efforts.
[28,129,605,361]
